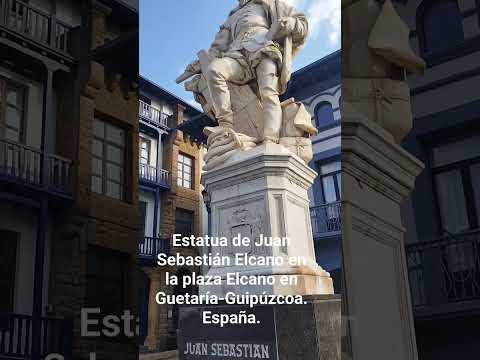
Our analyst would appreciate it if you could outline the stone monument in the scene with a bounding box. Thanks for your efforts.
[176,1,340,359]
[342,0,425,359]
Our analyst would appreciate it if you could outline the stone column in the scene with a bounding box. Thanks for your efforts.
[341,113,424,360]
[145,270,162,351]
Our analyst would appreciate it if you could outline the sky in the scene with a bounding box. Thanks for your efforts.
[139,0,340,107]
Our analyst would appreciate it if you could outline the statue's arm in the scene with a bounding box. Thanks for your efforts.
[269,0,308,44]
[208,25,231,58]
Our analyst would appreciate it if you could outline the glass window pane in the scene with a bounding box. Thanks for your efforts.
[322,176,338,203]
[184,165,191,174]
[6,88,23,107]
[184,173,191,181]
[93,119,105,138]
[177,178,183,186]
[107,145,123,164]
[91,176,102,194]
[92,139,103,156]
[106,181,121,199]
[315,102,334,128]
[178,154,184,163]
[183,156,192,165]
[184,179,191,189]
[423,2,463,53]
[92,158,103,176]
[435,170,469,233]
[106,163,122,182]
[5,107,21,129]
[5,128,19,142]
[106,124,124,146]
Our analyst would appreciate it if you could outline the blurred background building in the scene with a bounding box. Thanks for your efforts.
[0,0,139,359]
[137,76,206,353]
[396,0,480,358]
[284,50,342,292]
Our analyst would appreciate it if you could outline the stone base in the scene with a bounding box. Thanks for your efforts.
[202,143,334,297]
[178,295,341,360]
[202,274,333,296]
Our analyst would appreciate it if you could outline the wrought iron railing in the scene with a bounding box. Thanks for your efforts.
[406,229,480,309]
[0,0,72,54]
[139,101,170,128]
[0,313,73,359]
[139,237,170,259]
[139,163,169,186]
[310,202,342,237]
[0,138,72,193]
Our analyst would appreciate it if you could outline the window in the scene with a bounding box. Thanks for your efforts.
[0,78,26,143]
[175,208,194,238]
[419,0,463,54]
[0,230,17,313]
[177,153,193,189]
[91,118,125,200]
[139,137,150,165]
[315,102,335,129]
[86,246,129,318]
[431,136,480,233]
[319,162,341,203]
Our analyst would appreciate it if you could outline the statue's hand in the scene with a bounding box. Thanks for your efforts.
[275,17,297,39]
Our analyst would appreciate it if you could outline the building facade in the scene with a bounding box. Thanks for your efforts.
[284,51,342,291]
[0,1,139,359]
[137,77,205,353]
[395,1,480,358]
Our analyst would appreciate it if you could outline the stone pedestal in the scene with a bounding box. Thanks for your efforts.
[178,295,341,360]
[201,143,333,296]
[341,113,424,360]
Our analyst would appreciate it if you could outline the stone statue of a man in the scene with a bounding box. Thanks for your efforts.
[178,0,315,170]
[186,0,308,143]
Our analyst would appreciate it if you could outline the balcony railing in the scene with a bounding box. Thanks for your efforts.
[406,229,480,310]
[139,101,170,128]
[139,237,170,260]
[0,0,72,54]
[0,138,72,194]
[0,313,73,359]
[310,202,342,237]
[139,163,169,187]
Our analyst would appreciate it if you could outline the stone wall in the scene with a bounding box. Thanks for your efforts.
[48,1,140,359]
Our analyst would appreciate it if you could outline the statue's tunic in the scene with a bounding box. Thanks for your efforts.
[223,1,283,83]
[209,0,308,90]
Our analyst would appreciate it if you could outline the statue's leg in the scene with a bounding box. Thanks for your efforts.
[207,57,245,128]
[256,58,282,143]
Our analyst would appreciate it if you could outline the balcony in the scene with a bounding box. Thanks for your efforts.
[406,229,480,318]
[139,101,170,129]
[310,202,342,238]
[138,236,170,265]
[0,138,72,196]
[0,313,73,359]
[139,163,169,189]
[0,0,72,55]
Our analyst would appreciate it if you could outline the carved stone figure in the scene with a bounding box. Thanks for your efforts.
[177,0,317,170]
[342,0,426,143]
